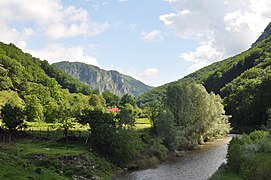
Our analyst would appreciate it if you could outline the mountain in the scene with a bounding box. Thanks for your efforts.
[138,22,271,132]
[53,61,153,97]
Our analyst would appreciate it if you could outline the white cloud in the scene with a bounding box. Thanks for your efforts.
[162,0,271,73]
[27,44,98,66]
[137,68,159,86]
[181,44,224,73]
[117,0,127,3]
[141,30,163,42]
[180,9,190,15]
[0,0,110,42]
[141,68,159,77]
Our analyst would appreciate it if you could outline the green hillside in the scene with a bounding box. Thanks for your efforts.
[0,42,94,124]
[0,42,93,96]
[138,27,271,132]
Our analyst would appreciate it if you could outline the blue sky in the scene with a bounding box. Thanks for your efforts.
[0,0,271,86]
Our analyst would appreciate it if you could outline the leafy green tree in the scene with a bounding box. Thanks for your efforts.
[79,109,143,166]
[144,100,161,131]
[56,101,75,142]
[156,109,178,150]
[89,94,106,110]
[1,101,25,142]
[161,83,230,150]
[120,94,136,107]
[79,109,116,155]
[55,92,82,142]
[102,90,120,107]
[203,93,230,140]
[24,95,44,123]
[43,97,59,123]
[117,104,135,129]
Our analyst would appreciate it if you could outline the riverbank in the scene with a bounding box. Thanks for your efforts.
[0,133,232,179]
[114,136,232,180]
[210,130,271,180]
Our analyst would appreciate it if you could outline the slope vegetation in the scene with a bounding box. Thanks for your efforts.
[138,29,271,132]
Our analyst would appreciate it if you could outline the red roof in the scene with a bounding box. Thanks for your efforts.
[107,107,121,113]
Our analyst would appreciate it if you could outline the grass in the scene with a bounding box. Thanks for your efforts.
[0,117,152,177]
[0,137,116,180]
[25,118,151,136]
[135,118,151,129]
[0,118,152,179]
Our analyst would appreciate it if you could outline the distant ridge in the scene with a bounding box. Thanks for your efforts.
[53,61,153,97]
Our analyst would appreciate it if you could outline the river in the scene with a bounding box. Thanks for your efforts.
[114,136,232,180]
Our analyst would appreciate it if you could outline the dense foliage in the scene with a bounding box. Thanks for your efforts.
[156,83,230,150]
[212,130,271,180]
[138,33,271,132]
[0,42,96,134]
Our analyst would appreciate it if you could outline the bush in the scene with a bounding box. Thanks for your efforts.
[227,137,244,172]
[226,130,271,179]
[110,130,144,166]
[242,130,270,144]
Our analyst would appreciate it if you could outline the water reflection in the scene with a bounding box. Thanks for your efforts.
[114,136,232,180]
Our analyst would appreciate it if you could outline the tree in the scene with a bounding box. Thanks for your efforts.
[144,100,161,131]
[89,94,106,110]
[156,109,179,151]
[55,93,78,142]
[24,95,44,123]
[79,109,143,166]
[203,93,230,140]
[120,94,136,107]
[117,104,135,129]
[102,90,120,107]
[160,83,230,150]
[79,109,116,155]
[1,101,25,142]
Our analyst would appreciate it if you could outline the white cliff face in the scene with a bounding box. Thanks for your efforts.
[53,61,153,97]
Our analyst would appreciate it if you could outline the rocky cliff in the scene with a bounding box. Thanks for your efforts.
[53,61,153,97]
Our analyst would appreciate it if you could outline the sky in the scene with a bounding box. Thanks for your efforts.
[0,0,271,87]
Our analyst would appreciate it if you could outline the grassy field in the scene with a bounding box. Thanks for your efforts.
[25,118,151,138]
[135,118,151,129]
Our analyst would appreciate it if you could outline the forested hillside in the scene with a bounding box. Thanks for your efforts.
[138,24,271,132]
[53,61,153,97]
[0,42,93,96]
[0,42,94,127]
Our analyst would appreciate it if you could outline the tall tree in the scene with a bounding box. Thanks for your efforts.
[1,101,25,142]
[120,94,136,107]
[117,104,135,129]
[89,94,106,110]
[24,95,44,123]
[144,100,161,132]
[159,83,230,150]
[102,90,120,107]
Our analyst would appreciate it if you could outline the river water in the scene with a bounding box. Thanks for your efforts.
[114,136,232,180]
